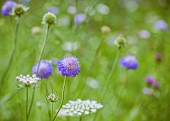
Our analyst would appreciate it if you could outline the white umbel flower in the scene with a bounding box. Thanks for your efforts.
[58,99,103,116]
[16,74,41,88]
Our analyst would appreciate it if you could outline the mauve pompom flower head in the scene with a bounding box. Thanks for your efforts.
[32,60,53,78]
[145,76,155,85]
[154,20,168,30]
[119,55,138,70]
[74,13,86,24]
[152,80,160,89]
[2,0,17,16]
[58,56,80,77]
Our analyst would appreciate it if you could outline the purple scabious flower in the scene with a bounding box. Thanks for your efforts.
[119,55,138,70]
[58,56,80,77]
[74,14,86,24]
[145,76,155,85]
[154,20,168,30]
[2,0,17,16]
[32,60,53,78]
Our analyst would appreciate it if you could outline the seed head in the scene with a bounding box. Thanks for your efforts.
[114,34,126,49]
[47,93,58,102]
[42,12,56,26]
[11,4,29,18]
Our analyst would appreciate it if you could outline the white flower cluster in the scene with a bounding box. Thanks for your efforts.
[47,93,58,102]
[16,74,41,88]
[59,99,103,116]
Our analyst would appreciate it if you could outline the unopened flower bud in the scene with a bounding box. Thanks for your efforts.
[42,12,56,26]
[114,34,126,49]
[11,4,29,18]
[31,26,42,35]
[101,25,111,34]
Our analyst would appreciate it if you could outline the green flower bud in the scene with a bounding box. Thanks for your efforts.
[114,34,126,49]
[101,25,111,34]
[11,4,29,18]
[42,12,56,26]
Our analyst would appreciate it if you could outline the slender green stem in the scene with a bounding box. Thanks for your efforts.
[52,76,67,121]
[116,72,128,109]
[37,25,50,74]
[51,102,54,120]
[79,116,82,121]
[26,87,28,121]
[99,49,120,102]
[0,19,19,91]
[27,25,50,120]
[77,40,103,97]
[93,49,120,121]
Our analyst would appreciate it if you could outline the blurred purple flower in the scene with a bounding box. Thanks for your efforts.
[58,56,80,77]
[119,55,138,70]
[154,20,168,30]
[138,30,150,39]
[142,87,153,96]
[145,76,155,85]
[2,0,17,16]
[48,6,59,14]
[145,76,160,89]
[74,14,86,24]
[152,80,160,89]
[155,53,162,62]
[32,60,53,78]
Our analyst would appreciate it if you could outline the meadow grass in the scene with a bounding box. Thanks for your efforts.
[0,0,170,121]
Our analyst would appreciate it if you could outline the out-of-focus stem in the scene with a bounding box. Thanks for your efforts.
[27,25,50,120]
[0,19,19,91]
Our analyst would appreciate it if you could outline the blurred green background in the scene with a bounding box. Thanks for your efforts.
[0,0,170,121]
